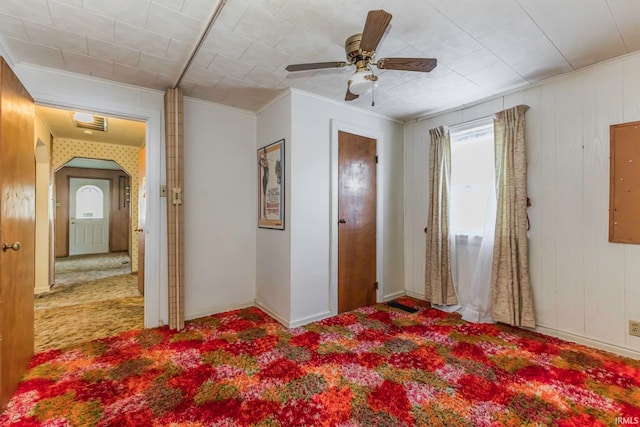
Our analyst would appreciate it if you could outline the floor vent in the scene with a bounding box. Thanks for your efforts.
[387,301,418,313]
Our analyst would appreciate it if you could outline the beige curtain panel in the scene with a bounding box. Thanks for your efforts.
[491,105,536,328]
[425,126,457,306]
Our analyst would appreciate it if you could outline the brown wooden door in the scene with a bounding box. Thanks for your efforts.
[0,57,35,410]
[338,131,377,313]
[137,146,146,295]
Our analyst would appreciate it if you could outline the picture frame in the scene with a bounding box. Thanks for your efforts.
[258,139,285,230]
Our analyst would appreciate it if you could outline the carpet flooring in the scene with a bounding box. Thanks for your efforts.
[5,297,639,426]
[34,253,142,353]
[34,274,143,353]
[53,252,132,287]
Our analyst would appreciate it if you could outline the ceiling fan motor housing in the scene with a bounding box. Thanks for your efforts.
[345,33,366,64]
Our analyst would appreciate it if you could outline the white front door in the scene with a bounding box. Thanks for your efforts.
[69,178,110,256]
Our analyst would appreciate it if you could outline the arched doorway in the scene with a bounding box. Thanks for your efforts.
[52,157,134,283]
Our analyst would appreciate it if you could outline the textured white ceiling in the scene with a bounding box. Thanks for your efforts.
[36,105,146,147]
[2,0,639,121]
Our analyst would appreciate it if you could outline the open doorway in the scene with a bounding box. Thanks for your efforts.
[34,105,147,352]
[54,160,132,284]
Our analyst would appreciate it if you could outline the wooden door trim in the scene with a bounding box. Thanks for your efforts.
[329,120,384,316]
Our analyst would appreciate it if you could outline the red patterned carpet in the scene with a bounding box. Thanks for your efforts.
[2,297,639,426]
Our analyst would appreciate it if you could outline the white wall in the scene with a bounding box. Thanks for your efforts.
[404,52,640,357]
[13,64,168,328]
[183,98,257,319]
[255,90,405,327]
[34,115,51,294]
[290,90,405,326]
[255,93,292,324]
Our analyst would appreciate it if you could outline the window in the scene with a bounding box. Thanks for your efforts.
[450,119,495,236]
[76,185,104,219]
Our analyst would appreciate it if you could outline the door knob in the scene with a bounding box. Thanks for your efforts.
[338,218,347,224]
[2,242,20,252]
[135,228,144,233]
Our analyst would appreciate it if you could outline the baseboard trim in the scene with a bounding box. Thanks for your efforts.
[382,290,406,302]
[255,301,290,327]
[405,290,426,300]
[254,301,332,329]
[185,301,255,322]
[535,326,640,360]
[289,311,332,329]
[34,286,51,295]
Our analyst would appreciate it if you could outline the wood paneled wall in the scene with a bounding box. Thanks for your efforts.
[54,167,130,258]
[404,53,640,356]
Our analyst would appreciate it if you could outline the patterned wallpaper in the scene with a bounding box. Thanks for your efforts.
[52,138,141,272]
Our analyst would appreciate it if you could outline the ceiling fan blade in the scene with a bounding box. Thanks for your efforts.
[345,88,359,101]
[285,61,348,72]
[376,57,437,72]
[359,9,392,53]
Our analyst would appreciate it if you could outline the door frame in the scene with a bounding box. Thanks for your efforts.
[330,120,384,316]
[35,98,163,329]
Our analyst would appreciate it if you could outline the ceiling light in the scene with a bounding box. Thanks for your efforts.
[348,69,377,95]
[74,112,94,123]
[72,112,107,132]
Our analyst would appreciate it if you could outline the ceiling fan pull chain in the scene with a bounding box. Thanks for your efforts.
[371,83,375,107]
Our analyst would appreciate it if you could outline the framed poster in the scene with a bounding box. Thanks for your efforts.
[258,139,285,229]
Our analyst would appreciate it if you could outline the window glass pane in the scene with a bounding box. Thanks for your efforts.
[450,122,495,235]
[76,185,104,219]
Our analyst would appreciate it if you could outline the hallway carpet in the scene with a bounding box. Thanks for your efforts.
[35,253,142,353]
[53,252,132,287]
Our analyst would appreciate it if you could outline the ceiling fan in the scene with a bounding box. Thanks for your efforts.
[285,9,437,103]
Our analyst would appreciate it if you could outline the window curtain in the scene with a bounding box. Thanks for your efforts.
[491,105,536,328]
[425,126,457,305]
[449,121,496,323]
[452,184,497,323]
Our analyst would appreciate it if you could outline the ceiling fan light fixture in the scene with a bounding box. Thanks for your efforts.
[348,69,377,95]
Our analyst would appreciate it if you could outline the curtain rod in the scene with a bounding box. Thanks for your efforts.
[448,115,494,130]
